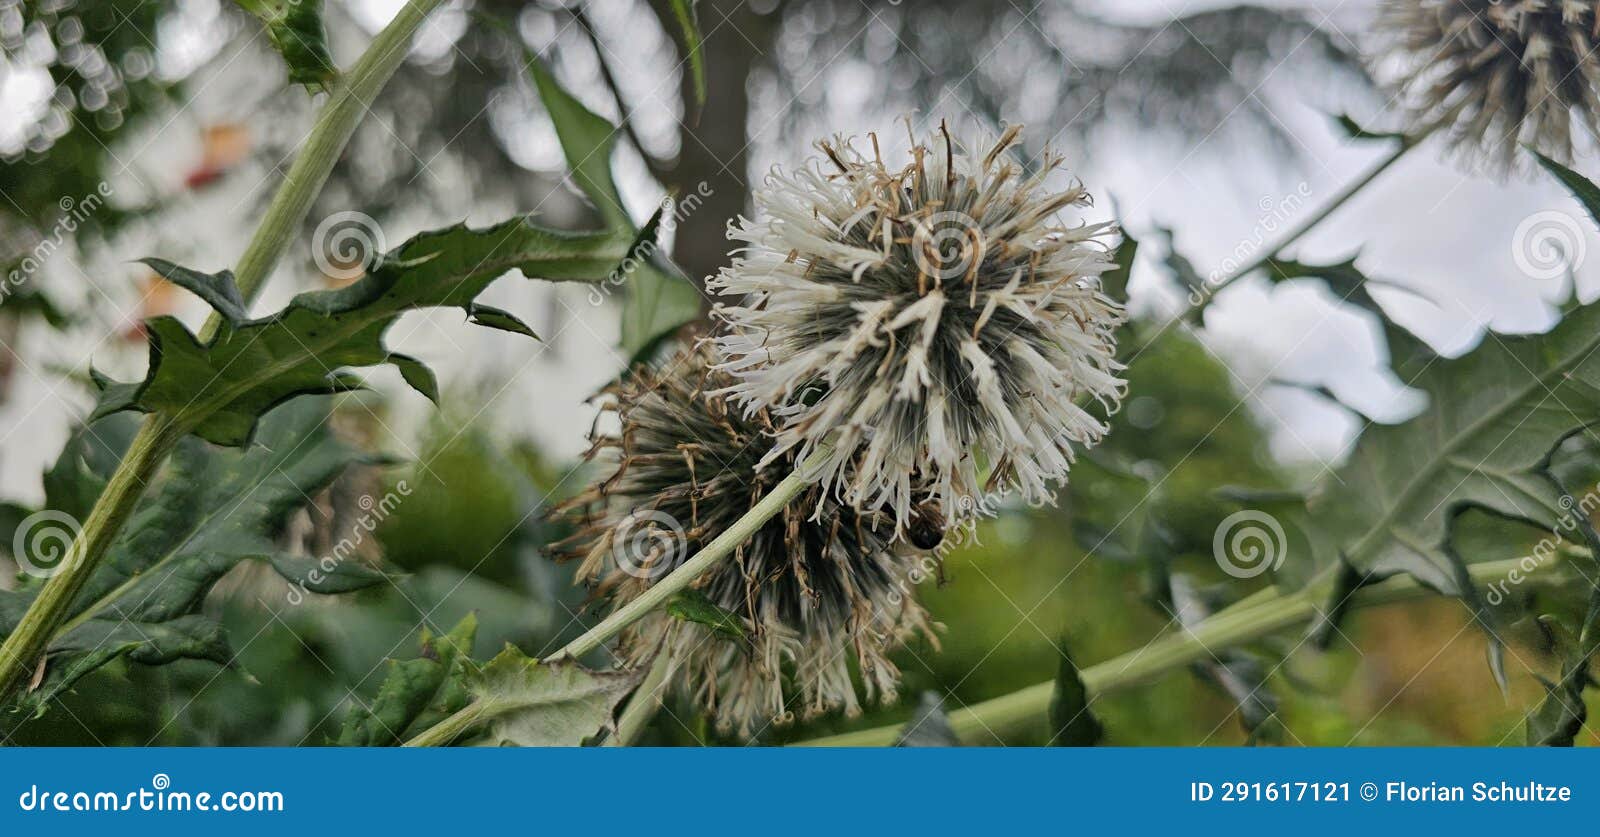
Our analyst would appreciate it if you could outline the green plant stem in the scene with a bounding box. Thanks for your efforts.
[0,415,186,697]
[1121,132,1427,365]
[205,0,447,336]
[546,447,828,663]
[795,555,1568,747]
[404,447,831,747]
[0,0,444,704]
[606,653,671,746]
[402,699,493,748]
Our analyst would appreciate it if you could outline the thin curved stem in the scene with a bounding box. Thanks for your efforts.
[0,0,445,704]
[794,554,1569,747]
[405,447,831,746]
[546,446,830,663]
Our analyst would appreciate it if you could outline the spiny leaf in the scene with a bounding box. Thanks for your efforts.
[1524,477,1600,746]
[337,614,479,746]
[231,0,336,90]
[1530,149,1600,230]
[461,645,640,747]
[94,217,631,446]
[1525,611,1598,746]
[1047,639,1102,746]
[1268,302,1600,669]
[524,53,701,357]
[1,397,382,717]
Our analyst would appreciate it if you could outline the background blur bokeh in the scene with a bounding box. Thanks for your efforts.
[2,0,1596,745]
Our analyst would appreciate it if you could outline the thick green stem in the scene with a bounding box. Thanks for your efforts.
[795,555,1568,747]
[0,0,444,704]
[402,699,493,748]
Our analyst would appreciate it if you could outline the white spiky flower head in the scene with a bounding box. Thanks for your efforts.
[1376,0,1600,170]
[709,123,1126,530]
[556,345,942,737]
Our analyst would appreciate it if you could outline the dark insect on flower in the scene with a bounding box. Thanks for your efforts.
[709,123,1126,534]
[906,499,948,551]
[555,344,941,737]
[1375,0,1600,170]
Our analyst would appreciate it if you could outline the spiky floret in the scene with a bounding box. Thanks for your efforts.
[708,124,1125,530]
[557,345,940,737]
[1376,0,1600,169]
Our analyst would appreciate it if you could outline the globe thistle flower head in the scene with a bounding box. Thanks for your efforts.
[709,124,1126,531]
[1377,0,1600,170]
[556,345,940,737]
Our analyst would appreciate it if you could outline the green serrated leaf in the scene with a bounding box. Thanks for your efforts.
[1047,640,1102,746]
[1261,301,1600,667]
[95,218,628,446]
[337,614,479,746]
[665,589,747,639]
[1,397,375,717]
[523,52,701,356]
[457,645,640,747]
[231,0,336,90]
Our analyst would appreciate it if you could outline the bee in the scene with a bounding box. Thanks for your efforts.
[906,500,947,551]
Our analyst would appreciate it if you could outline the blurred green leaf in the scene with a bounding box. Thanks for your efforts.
[232,0,336,89]
[1,397,378,718]
[524,54,701,357]
[1047,640,1102,746]
[1531,149,1600,229]
[338,614,479,746]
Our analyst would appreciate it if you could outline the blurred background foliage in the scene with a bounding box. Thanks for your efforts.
[2,0,1596,746]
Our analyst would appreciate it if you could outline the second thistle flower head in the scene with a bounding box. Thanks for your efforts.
[709,124,1126,529]
[1376,0,1600,170]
